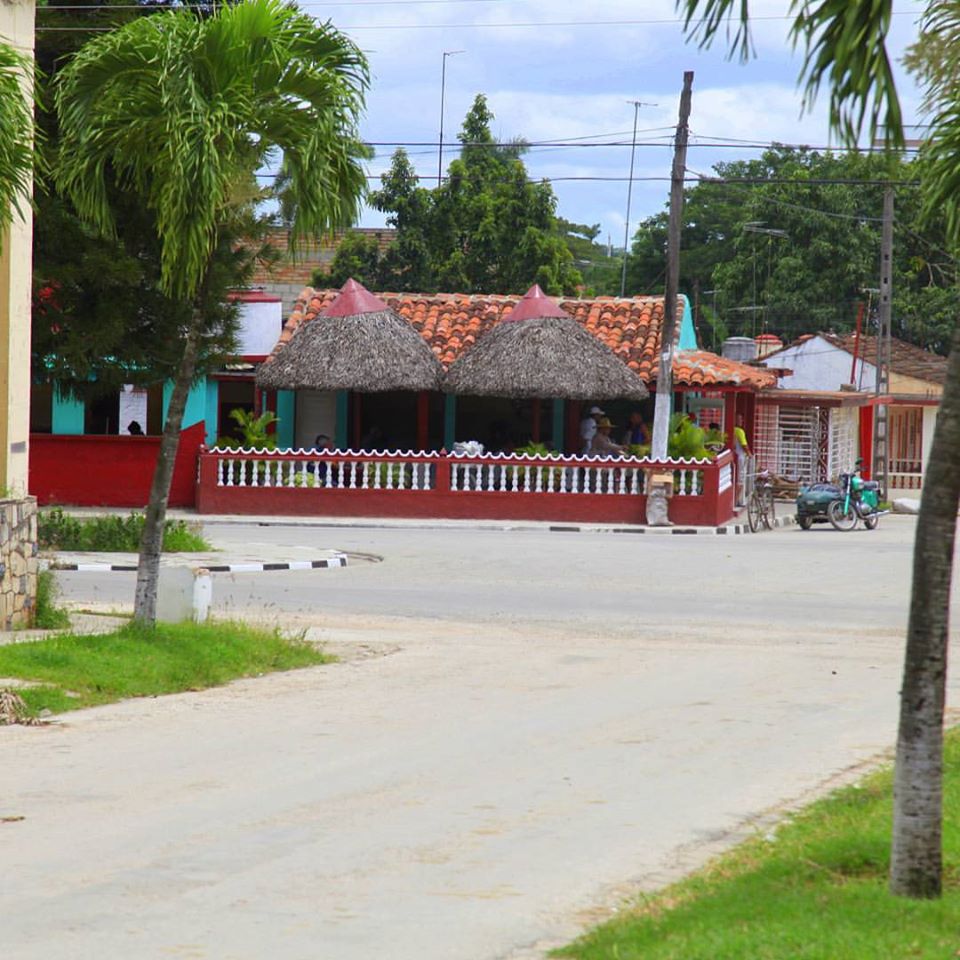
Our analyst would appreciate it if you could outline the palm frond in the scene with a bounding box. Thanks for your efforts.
[55,0,369,301]
[0,39,37,238]
[675,0,903,149]
[791,0,903,150]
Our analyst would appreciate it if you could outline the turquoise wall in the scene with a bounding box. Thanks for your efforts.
[276,390,296,448]
[204,380,219,446]
[51,388,84,435]
[163,379,207,434]
[335,391,349,449]
[678,294,698,351]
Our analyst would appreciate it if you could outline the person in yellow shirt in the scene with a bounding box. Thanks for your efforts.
[733,414,752,506]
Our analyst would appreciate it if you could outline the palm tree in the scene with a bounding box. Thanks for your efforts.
[0,37,35,247]
[677,0,957,899]
[54,0,369,624]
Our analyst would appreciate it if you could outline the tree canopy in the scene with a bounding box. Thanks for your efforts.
[325,95,582,296]
[625,146,957,353]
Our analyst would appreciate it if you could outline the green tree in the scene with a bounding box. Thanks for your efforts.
[625,146,956,351]
[327,95,582,296]
[0,39,35,247]
[678,0,960,899]
[32,0,261,402]
[55,0,369,624]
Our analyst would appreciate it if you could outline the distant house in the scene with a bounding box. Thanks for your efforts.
[29,286,776,516]
[758,332,945,495]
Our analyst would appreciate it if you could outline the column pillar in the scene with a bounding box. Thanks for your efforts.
[0,0,35,495]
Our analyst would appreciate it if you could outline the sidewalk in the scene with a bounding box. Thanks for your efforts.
[54,504,797,537]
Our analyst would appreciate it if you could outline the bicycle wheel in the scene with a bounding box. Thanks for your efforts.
[828,499,857,531]
[747,492,762,532]
[761,488,776,530]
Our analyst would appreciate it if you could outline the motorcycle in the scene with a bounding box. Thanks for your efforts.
[827,460,885,531]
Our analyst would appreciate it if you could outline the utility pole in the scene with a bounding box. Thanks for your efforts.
[647,71,693,525]
[873,185,894,496]
[619,99,657,298]
[437,50,464,186]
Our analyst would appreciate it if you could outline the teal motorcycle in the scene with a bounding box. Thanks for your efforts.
[828,460,884,531]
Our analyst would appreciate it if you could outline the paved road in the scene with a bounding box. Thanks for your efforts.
[5,516,958,959]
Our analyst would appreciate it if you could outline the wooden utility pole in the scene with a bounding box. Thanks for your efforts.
[647,71,693,524]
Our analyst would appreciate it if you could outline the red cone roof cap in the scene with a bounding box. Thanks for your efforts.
[321,278,391,318]
[502,284,570,323]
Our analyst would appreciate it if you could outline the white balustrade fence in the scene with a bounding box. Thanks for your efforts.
[212,448,437,492]
[208,448,710,498]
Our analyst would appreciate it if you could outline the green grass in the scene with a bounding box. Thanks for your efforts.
[555,733,960,960]
[38,508,210,552]
[0,620,330,717]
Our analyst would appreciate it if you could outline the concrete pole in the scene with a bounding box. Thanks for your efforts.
[646,71,693,525]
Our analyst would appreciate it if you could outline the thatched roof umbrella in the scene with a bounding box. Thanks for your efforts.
[442,284,649,400]
[257,278,443,392]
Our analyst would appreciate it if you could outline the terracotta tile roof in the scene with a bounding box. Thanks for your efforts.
[270,288,777,390]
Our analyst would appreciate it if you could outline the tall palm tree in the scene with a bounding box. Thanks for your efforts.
[676,0,956,900]
[0,37,35,247]
[54,0,369,624]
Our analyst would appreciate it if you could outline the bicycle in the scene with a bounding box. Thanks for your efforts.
[747,469,776,533]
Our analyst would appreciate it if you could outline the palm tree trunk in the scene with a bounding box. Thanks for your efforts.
[132,312,203,625]
[890,319,960,898]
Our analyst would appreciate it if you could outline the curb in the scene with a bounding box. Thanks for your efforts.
[548,515,798,536]
[46,554,349,574]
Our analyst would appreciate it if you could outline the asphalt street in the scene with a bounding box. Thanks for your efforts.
[4,515,956,959]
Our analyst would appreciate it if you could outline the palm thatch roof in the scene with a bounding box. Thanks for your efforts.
[442,285,649,400]
[256,278,444,392]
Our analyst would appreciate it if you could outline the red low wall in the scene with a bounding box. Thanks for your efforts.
[29,422,205,508]
[196,450,735,527]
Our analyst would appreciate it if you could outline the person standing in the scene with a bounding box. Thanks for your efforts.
[580,405,605,455]
[589,417,626,457]
[621,411,649,447]
[733,414,752,506]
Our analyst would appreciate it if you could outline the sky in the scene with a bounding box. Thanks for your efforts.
[310,0,928,248]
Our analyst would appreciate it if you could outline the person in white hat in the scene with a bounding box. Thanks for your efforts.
[580,405,605,455]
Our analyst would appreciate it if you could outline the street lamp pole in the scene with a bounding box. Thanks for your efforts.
[620,99,657,298]
[438,50,464,185]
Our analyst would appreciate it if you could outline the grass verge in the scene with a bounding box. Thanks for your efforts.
[0,620,330,718]
[555,731,960,960]
[38,507,210,552]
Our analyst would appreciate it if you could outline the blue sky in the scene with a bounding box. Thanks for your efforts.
[315,0,928,247]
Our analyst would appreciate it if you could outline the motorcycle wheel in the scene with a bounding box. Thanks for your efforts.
[828,499,858,531]
[797,516,813,530]
[863,512,879,530]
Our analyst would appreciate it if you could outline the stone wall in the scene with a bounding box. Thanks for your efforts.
[0,496,37,629]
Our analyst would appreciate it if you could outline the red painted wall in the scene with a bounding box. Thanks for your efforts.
[196,451,735,527]
[29,422,204,508]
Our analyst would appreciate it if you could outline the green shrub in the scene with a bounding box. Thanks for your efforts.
[38,508,210,552]
[32,569,71,630]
